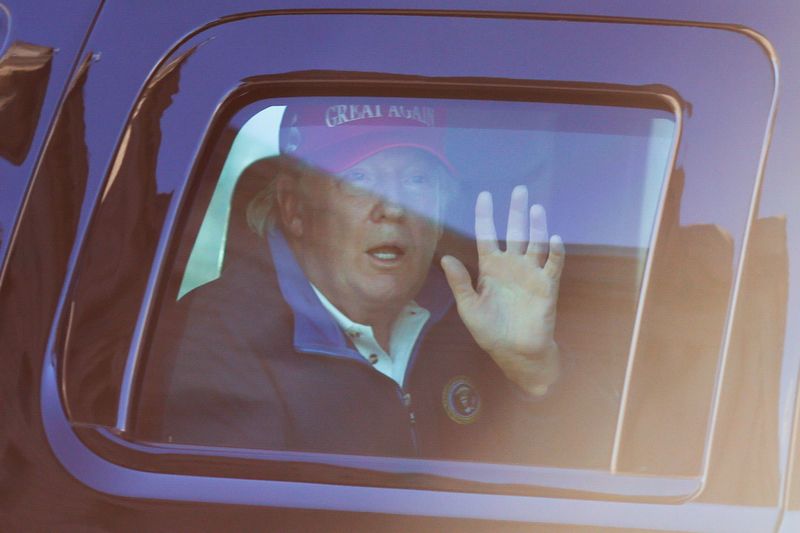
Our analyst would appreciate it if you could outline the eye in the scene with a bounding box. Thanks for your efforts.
[337,170,376,195]
[403,173,436,190]
[341,170,368,183]
[340,170,375,189]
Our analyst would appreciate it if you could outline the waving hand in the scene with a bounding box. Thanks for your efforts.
[440,185,564,397]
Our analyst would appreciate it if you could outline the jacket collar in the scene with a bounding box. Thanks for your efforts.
[267,229,453,359]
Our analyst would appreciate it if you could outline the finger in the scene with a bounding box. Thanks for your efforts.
[440,255,478,310]
[475,191,499,255]
[526,204,549,266]
[543,234,566,280]
[505,185,528,254]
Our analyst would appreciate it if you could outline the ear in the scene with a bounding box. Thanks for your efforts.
[275,175,304,238]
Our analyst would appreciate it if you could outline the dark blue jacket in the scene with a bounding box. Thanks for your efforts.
[158,229,534,460]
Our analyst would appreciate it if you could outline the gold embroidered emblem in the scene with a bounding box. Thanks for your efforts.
[442,375,481,424]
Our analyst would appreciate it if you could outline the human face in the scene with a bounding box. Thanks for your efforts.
[296,147,447,322]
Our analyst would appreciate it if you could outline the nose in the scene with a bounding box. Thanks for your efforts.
[370,180,406,222]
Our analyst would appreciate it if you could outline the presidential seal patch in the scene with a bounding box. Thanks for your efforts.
[442,376,481,424]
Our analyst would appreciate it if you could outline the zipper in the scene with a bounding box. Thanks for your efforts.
[395,319,439,457]
[399,389,419,454]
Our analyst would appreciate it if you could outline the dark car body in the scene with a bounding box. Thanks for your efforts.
[2,1,800,531]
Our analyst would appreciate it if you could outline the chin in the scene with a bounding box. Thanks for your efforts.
[359,282,415,308]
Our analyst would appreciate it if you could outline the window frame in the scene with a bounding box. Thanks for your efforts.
[41,9,778,522]
[135,76,685,491]
[64,75,686,498]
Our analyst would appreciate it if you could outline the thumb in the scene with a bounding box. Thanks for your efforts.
[440,255,478,309]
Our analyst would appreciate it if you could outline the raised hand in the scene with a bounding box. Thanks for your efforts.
[440,185,565,397]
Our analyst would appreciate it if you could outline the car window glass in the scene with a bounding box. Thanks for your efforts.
[134,95,676,468]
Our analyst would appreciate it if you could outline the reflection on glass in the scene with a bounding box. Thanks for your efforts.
[0,7,8,56]
[139,96,676,468]
[183,99,674,296]
[0,41,53,165]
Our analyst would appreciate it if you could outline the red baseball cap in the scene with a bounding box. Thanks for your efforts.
[279,101,455,174]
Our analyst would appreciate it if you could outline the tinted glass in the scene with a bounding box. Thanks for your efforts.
[135,95,675,467]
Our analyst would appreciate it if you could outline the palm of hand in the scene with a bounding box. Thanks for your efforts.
[467,251,558,357]
[441,185,564,394]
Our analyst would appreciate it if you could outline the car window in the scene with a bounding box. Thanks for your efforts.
[132,94,677,469]
[49,13,776,506]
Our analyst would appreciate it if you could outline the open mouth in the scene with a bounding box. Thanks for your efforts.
[367,245,405,263]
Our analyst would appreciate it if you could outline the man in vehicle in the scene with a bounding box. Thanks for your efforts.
[159,101,564,460]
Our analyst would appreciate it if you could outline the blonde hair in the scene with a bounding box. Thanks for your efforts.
[245,155,311,237]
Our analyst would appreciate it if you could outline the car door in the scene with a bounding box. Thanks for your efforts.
[1,3,785,531]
